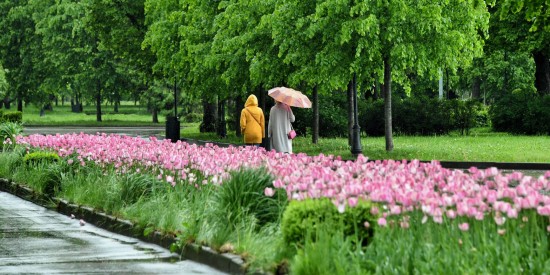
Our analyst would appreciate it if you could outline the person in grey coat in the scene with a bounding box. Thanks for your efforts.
[268,101,295,153]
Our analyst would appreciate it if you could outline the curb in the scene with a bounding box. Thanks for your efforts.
[0,178,247,275]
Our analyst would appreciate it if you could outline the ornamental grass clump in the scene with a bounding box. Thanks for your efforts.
[0,121,23,150]
[211,167,288,228]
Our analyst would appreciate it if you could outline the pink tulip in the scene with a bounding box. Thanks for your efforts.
[494,216,506,226]
[537,205,550,216]
[507,208,518,219]
[458,223,469,231]
[364,221,370,228]
[264,187,274,197]
[377,217,387,227]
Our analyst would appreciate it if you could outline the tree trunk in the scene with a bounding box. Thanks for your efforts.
[17,90,23,112]
[472,77,481,100]
[217,98,227,138]
[152,107,158,123]
[3,96,10,109]
[234,95,243,138]
[503,51,509,94]
[114,100,119,113]
[347,80,354,146]
[373,83,380,100]
[96,80,102,122]
[257,86,267,143]
[383,55,394,152]
[533,51,550,95]
[200,99,217,133]
[312,85,319,144]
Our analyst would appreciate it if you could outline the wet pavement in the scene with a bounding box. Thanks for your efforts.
[0,191,227,274]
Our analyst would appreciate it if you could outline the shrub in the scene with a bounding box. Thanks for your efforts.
[23,151,60,166]
[474,104,491,127]
[183,112,202,123]
[19,153,63,196]
[293,92,348,138]
[358,99,385,137]
[490,91,550,134]
[360,98,483,136]
[1,111,23,123]
[450,100,483,135]
[281,198,375,248]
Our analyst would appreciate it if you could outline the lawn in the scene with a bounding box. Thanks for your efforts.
[182,125,550,163]
[21,102,164,126]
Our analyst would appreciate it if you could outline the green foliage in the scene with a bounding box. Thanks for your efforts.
[0,149,24,179]
[291,224,370,275]
[183,112,202,123]
[119,172,163,206]
[448,100,486,135]
[281,199,375,248]
[294,92,348,138]
[23,151,60,165]
[14,159,63,196]
[360,98,486,136]
[0,111,23,123]
[210,167,288,228]
[490,91,550,134]
[0,63,8,96]
[0,121,23,150]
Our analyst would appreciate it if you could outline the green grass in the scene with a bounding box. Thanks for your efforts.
[21,102,164,126]
[182,126,550,163]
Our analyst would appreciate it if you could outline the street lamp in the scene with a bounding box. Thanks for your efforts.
[351,73,363,155]
[166,78,180,142]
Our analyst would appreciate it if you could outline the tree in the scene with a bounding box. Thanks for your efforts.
[497,0,550,95]
[0,0,44,112]
[340,0,490,151]
[268,0,355,144]
[83,0,156,114]
[211,0,289,137]
[31,0,86,113]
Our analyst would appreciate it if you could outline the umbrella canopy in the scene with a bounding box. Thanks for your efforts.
[267,87,312,108]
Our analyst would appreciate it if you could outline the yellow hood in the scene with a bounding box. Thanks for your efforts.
[245,95,258,107]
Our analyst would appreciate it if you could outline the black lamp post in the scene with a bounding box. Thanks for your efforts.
[351,73,363,155]
[166,78,180,142]
[174,78,177,119]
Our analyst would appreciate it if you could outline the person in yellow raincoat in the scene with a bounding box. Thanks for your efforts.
[240,94,265,146]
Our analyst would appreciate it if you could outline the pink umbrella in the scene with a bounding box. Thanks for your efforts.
[267,87,312,108]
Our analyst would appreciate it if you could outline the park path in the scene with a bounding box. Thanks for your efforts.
[23,126,165,138]
[0,191,226,274]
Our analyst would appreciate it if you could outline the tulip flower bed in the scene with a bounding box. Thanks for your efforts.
[14,133,550,274]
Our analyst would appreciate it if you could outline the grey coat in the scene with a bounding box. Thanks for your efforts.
[268,103,295,153]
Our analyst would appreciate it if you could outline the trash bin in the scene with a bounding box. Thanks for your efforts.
[165,116,180,142]
[261,137,271,151]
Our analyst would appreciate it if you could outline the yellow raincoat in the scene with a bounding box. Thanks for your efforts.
[240,95,265,144]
